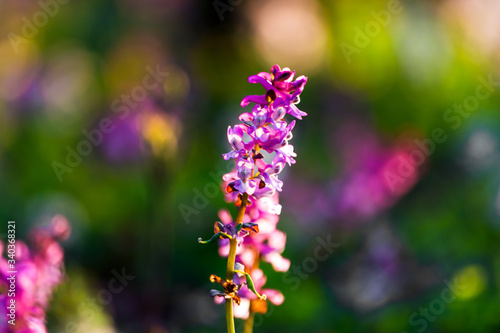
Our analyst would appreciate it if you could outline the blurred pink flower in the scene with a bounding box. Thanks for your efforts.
[0,216,70,333]
[232,268,284,319]
[286,121,422,227]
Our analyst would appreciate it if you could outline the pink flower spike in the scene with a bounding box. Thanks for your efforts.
[210,65,308,323]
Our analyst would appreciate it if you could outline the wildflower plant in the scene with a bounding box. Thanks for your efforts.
[198,65,307,332]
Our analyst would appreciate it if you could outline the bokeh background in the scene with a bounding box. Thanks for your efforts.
[1,0,500,332]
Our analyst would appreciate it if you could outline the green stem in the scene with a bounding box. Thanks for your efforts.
[226,300,235,333]
[243,311,255,333]
[225,193,249,333]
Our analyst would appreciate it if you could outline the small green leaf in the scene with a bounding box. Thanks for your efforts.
[198,232,222,244]
[242,272,266,300]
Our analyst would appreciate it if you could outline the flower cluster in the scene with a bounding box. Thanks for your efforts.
[0,215,71,333]
[222,65,308,207]
[218,194,290,274]
[216,193,288,318]
[201,65,307,321]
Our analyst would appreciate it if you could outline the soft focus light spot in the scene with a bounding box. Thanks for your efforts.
[41,45,97,115]
[440,0,500,58]
[464,129,498,171]
[51,214,71,240]
[0,40,39,102]
[393,12,453,84]
[140,111,181,159]
[247,0,328,72]
[329,0,398,97]
[452,265,487,300]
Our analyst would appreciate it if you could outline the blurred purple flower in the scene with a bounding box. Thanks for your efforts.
[102,100,181,163]
[101,113,143,163]
[285,121,421,226]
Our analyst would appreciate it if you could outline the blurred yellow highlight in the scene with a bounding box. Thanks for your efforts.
[452,265,487,300]
[0,40,39,102]
[140,112,181,159]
